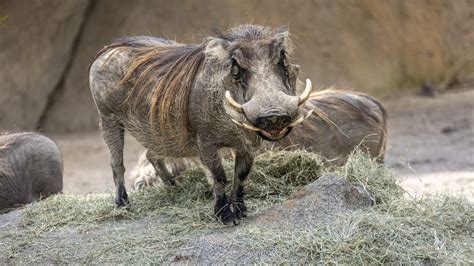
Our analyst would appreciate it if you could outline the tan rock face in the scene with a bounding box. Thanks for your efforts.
[1,0,473,131]
[0,0,90,130]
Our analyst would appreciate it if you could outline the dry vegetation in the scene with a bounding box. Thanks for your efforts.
[0,150,472,263]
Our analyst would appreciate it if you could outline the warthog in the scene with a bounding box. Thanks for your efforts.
[276,89,387,163]
[0,132,63,212]
[89,25,314,223]
[131,89,387,189]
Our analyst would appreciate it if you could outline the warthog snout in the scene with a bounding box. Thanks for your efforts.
[256,114,292,131]
[225,79,314,141]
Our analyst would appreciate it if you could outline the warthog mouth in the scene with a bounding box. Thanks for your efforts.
[230,109,313,141]
[258,127,291,141]
[226,79,314,141]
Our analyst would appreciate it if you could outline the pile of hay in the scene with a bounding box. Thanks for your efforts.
[0,150,472,263]
[232,150,473,263]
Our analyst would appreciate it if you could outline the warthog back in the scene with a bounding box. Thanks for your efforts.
[0,132,63,211]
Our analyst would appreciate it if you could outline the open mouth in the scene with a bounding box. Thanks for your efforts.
[229,109,313,141]
[224,79,314,140]
[258,127,291,141]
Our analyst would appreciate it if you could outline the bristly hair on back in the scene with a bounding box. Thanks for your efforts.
[92,37,205,148]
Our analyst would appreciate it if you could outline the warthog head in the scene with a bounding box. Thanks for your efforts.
[205,25,313,141]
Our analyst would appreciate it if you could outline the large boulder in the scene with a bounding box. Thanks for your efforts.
[0,0,90,130]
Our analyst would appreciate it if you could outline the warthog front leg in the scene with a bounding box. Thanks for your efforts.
[100,117,128,207]
[146,151,176,186]
[198,140,234,224]
[231,150,254,219]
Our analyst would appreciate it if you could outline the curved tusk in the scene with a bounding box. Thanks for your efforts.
[288,109,314,127]
[230,118,261,131]
[225,91,244,113]
[298,79,313,106]
[241,122,262,132]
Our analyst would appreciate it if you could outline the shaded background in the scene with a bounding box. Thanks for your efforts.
[1,0,473,132]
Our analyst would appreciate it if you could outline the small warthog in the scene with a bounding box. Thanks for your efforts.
[90,25,314,224]
[0,132,63,212]
[131,89,387,189]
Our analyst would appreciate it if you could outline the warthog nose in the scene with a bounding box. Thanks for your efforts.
[256,114,292,131]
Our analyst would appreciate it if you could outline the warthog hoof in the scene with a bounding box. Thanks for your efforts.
[115,195,129,207]
[116,185,129,207]
[214,195,236,225]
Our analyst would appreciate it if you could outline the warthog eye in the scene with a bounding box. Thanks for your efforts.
[279,50,289,77]
[232,64,240,77]
[280,50,289,67]
[231,58,242,83]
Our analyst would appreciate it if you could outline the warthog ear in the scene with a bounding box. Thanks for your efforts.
[273,30,293,54]
[203,37,230,60]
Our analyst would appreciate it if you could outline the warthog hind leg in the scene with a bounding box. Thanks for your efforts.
[146,151,176,186]
[101,117,128,207]
[231,150,254,219]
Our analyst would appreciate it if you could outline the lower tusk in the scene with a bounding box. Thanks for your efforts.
[230,118,261,131]
[225,91,244,113]
[241,122,262,131]
[288,109,314,127]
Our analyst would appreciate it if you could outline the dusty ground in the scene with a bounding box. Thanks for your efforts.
[384,89,473,198]
[51,89,474,198]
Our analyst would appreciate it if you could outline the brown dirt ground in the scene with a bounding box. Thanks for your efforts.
[51,89,474,198]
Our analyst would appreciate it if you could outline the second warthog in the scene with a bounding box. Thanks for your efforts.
[276,89,387,163]
[0,132,63,212]
[89,25,314,224]
[131,89,387,189]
